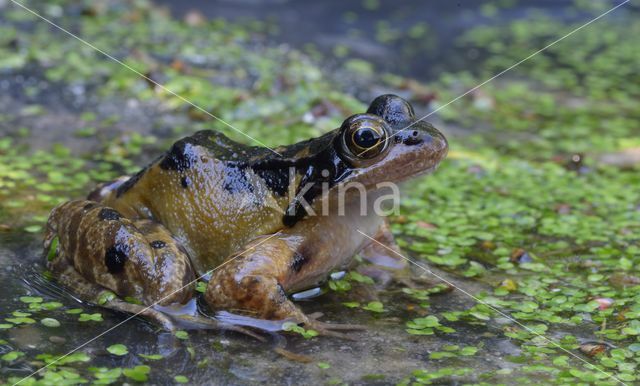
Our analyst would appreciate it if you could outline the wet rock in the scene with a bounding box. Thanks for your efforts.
[49,335,66,344]
[579,342,612,357]
[593,298,614,311]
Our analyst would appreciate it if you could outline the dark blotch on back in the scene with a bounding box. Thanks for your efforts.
[181,176,190,189]
[105,244,128,274]
[98,208,121,221]
[161,130,275,167]
[282,144,352,227]
[153,130,354,226]
[252,167,290,196]
[222,165,254,194]
[155,130,341,202]
[160,140,200,172]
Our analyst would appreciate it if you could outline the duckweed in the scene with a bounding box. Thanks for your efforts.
[78,313,103,322]
[174,330,189,340]
[106,344,129,356]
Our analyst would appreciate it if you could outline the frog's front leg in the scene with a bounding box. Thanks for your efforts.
[360,219,406,270]
[359,220,437,289]
[205,236,363,336]
[205,236,309,322]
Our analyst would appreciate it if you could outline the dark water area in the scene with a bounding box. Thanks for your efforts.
[153,0,580,81]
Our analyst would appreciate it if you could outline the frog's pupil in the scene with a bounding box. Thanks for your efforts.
[354,128,380,148]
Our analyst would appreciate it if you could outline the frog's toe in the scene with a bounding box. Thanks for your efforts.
[304,321,362,340]
[109,299,177,331]
[302,313,365,339]
[394,273,452,292]
[172,314,267,341]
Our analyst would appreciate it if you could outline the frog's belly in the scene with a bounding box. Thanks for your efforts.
[281,203,385,293]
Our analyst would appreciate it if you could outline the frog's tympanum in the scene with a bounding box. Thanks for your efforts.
[44,95,448,334]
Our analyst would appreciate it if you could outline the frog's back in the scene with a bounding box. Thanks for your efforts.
[100,130,296,272]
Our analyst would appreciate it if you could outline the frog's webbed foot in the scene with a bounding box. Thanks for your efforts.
[109,299,177,331]
[48,254,265,339]
[47,259,178,330]
[360,220,405,269]
[172,314,267,341]
[206,262,303,322]
[359,220,443,289]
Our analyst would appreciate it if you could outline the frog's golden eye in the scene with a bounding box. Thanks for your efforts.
[344,122,388,159]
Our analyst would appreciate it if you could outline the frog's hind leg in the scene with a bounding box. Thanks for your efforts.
[48,248,266,339]
[359,220,441,289]
[48,255,176,330]
[359,219,406,270]
[44,199,195,329]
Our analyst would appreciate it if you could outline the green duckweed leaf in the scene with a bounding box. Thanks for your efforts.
[107,344,129,356]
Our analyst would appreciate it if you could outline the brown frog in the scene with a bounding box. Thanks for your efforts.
[43,94,448,334]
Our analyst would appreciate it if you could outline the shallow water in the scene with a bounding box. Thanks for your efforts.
[153,0,581,81]
[1,233,529,385]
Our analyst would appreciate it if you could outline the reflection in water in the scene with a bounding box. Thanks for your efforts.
[214,311,286,332]
[3,236,516,384]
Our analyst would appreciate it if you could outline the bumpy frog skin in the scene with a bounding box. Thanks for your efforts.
[43,95,448,333]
